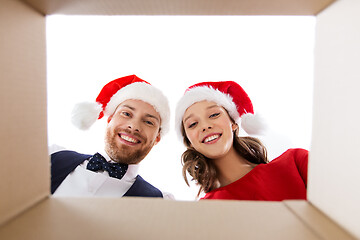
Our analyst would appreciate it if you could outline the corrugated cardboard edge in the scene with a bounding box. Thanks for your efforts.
[283,200,356,240]
[22,0,335,16]
[314,0,337,15]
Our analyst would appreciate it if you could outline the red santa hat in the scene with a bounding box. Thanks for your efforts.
[175,81,266,139]
[71,75,170,137]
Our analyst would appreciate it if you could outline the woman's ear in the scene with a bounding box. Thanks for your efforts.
[232,123,238,132]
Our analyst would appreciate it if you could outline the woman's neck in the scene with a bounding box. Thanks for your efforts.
[213,147,257,188]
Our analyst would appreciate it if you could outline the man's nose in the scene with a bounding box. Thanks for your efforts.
[127,119,141,132]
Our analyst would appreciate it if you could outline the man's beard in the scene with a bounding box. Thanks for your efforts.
[104,128,154,164]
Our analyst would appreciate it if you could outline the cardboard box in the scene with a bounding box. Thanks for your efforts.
[0,0,359,239]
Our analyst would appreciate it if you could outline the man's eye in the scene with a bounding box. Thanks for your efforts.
[145,120,154,126]
[209,113,220,118]
[188,122,197,128]
[122,111,131,117]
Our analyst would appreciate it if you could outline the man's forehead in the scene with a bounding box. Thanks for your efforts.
[117,99,161,118]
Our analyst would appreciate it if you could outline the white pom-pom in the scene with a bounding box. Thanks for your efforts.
[241,113,267,135]
[71,102,102,130]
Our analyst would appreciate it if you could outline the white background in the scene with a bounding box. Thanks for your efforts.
[46,15,315,200]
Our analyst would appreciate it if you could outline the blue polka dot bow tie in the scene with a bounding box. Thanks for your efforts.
[86,153,128,180]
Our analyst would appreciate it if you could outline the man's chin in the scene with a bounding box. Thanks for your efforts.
[105,137,153,164]
[116,154,144,164]
[109,147,147,164]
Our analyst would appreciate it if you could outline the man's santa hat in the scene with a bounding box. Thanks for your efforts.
[71,75,170,137]
[175,81,265,139]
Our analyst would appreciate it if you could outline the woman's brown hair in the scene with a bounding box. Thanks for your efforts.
[181,125,268,197]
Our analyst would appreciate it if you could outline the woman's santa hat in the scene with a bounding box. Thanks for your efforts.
[71,75,170,137]
[175,81,266,139]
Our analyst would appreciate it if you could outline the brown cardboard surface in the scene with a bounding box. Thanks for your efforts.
[22,0,335,15]
[284,201,356,240]
[0,0,48,226]
[0,197,322,240]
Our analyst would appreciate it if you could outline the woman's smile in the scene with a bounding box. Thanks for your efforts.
[202,133,222,144]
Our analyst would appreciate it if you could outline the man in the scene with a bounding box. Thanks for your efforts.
[50,75,172,198]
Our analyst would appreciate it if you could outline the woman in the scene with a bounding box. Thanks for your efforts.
[175,81,308,201]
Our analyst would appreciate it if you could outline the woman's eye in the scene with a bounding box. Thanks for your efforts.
[209,113,220,118]
[188,122,197,128]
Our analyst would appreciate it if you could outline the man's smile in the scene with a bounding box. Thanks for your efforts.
[118,133,141,145]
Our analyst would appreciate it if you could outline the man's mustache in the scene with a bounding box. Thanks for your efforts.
[117,128,146,143]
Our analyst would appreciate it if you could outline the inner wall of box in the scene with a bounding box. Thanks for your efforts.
[0,0,48,226]
[309,0,360,238]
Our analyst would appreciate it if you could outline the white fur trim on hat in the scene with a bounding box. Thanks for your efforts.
[71,102,103,130]
[241,112,267,135]
[104,82,170,136]
[175,86,240,140]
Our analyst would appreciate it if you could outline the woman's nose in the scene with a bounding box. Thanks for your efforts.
[202,126,212,132]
